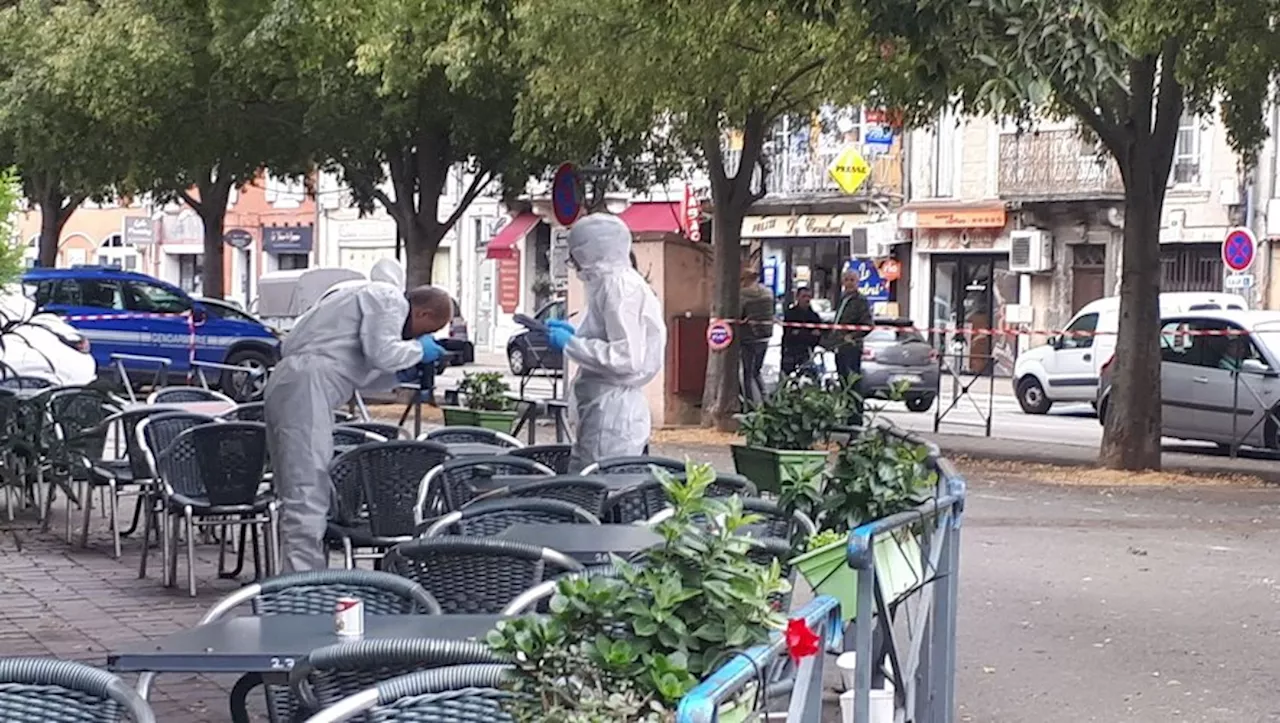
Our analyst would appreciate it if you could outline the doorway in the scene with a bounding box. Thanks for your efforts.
[929,254,1015,375]
[1070,245,1106,314]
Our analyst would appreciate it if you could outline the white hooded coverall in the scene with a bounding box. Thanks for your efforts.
[264,258,420,572]
[562,214,667,472]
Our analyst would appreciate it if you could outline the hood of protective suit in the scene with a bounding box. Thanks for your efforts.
[567,214,632,281]
[370,257,406,289]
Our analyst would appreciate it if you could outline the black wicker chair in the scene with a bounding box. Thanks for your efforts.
[419,456,554,516]
[219,402,266,422]
[421,425,523,448]
[340,421,406,441]
[500,476,611,517]
[602,473,758,524]
[45,388,121,542]
[332,427,386,449]
[0,657,156,723]
[136,411,219,581]
[507,444,573,474]
[149,570,441,723]
[289,639,501,718]
[154,422,275,596]
[644,496,817,541]
[580,454,686,476]
[301,664,518,723]
[384,537,583,614]
[325,441,453,568]
[0,376,55,391]
[422,498,600,537]
[147,386,235,405]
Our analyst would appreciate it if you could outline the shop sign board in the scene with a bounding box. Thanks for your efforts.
[681,185,702,242]
[742,213,868,238]
[828,145,871,195]
[497,249,522,314]
[223,229,253,250]
[122,216,156,246]
[845,258,890,302]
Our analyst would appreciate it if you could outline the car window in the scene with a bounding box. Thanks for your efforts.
[203,303,254,323]
[1195,320,1266,372]
[865,325,924,344]
[536,301,566,322]
[124,281,191,314]
[1161,320,1199,364]
[1061,313,1098,349]
[79,279,125,310]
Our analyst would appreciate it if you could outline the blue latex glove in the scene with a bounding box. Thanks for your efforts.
[548,324,575,352]
[419,336,445,364]
[547,319,575,334]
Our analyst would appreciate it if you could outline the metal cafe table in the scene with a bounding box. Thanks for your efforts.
[108,613,507,722]
[498,523,662,565]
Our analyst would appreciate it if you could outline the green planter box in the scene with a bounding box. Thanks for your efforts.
[790,531,922,622]
[731,445,829,495]
[441,407,519,434]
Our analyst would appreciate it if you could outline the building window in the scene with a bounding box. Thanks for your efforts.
[277,253,308,271]
[264,172,305,209]
[178,255,204,295]
[1172,113,1200,186]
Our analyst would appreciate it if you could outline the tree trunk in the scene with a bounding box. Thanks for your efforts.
[1099,153,1163,470]
[700,201,746,430]
[193,177,234,299]
[37,194,63,268]
[403,218,444,288]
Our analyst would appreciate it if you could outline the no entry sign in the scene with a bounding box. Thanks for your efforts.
[1222,227,1256,272]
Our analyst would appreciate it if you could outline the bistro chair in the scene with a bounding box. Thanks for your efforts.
[0,657,156,723]
[644,496,817,541]
[422,498,600,537]
[507,443,573,475]
[384,537,582,614]
[417,455,554,518]
[138,569,441,723]
[420,425,524,448]
[340,421,406,441]
[0,376,55,391]
[332,427,386,449]
[325,441,453,568]
[153,422,276,596]
[147,386,236,406]
[499,475,612,517]
[136,411,219,581]
[580,454,687,476]
[219,402,266,422]
[45,388,120,542]
[300,664,517,723]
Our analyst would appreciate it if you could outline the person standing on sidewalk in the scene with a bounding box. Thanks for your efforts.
[739,268,775,407]
[826,268,873,426]
[781,286,823,376]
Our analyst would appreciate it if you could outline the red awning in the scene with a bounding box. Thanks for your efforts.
[618,202,683,235]
[485,213,539,260]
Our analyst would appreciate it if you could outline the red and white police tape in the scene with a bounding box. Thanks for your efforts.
[64,311,199,371]
[707,317,1262,339]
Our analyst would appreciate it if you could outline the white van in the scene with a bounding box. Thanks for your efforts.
[1013,292,1247,414]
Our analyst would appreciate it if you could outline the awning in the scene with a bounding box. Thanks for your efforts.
[485,213,539,260]
[618,202,683,235]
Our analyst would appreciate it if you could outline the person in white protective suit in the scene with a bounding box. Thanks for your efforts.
[264,258,453,571]
[546,214,666,472]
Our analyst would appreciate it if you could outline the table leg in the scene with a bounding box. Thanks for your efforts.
[229,672,262,723]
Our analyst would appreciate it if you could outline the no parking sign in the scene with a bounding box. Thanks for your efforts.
[706,320,734,351]
[1222,227,1256,272]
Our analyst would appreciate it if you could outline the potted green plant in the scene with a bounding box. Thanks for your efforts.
[488,462,787,722]
[443,371,519,432]
[733,375,848,494]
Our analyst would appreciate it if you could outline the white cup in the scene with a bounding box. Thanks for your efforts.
[835,652,858,691]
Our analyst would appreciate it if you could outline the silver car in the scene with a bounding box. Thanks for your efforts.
[1097,310,1280,449]
[859,318,940,412]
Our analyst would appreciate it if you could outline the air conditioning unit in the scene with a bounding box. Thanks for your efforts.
[852,223,894,258]
[1009,229,1053,272]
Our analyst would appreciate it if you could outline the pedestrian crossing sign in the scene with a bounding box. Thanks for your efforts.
[828,145,871,195]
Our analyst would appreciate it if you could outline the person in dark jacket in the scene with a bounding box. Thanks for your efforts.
[738,268,775,407]
[782,286,823,376]
[826,268,873,426]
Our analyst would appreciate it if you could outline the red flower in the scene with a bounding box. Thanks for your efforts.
[785,618,820,662]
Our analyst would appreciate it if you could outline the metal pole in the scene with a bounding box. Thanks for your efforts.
[985,354,995,438]
[1231,371,1240,459]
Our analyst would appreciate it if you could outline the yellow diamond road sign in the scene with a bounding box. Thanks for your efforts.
[828,145,870,195]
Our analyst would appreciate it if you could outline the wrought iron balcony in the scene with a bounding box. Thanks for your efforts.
[723,146,904,199]
[998,130,1123,201]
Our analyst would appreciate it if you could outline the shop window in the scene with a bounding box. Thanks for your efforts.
[277,253,309,271]
[178,255,204,295]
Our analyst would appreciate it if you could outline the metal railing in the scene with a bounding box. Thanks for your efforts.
[722,146,904,198]
[998,130,1123,199]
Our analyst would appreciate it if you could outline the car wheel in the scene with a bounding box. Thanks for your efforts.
[221,349,271,402]
[508,347,527,376]
[1016,377,1052,415]
[1097,396,1109,427]
[905,394,934,413]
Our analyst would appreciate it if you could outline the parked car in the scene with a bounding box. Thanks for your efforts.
[0,289,96,386]
[1013,292,1247,415]
[1096,310,1280,449]
[507,299,565,375]
[24,267,280,398]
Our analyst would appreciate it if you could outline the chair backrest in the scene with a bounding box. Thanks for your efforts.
[331,441,452,538]
[137,411,218,476]
[0,376,54,391]
[290,639,500,715]
[104,406,180,480]
[585,455,686,476]
[47,388,119,464]
[220,402,266,422]
[383,538,582,614]
[341,421,405,441]
[601,480,669,524]
[507,444,573,475]
[423,425,522,448]
[502,476,611,516]
[147,386,234,405]
[301,664,517,723]
[332,427,386,448]
[156,422,266,506]
[426,498,600,538]
[435,456,553,512]
[0,657,156,723]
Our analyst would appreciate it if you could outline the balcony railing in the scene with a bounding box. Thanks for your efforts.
[998,131,1123,200]
[723,146,904,199]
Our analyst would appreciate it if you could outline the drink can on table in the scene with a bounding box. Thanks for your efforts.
[334,596,364,637]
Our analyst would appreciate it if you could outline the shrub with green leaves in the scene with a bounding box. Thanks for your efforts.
[458,371,515,411]
[487,461,788,722]
[738,375,853,451]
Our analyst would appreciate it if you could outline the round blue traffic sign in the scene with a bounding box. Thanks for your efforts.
[1222,228,1256,272]
[551,163,581,227]
[706,320,734,351]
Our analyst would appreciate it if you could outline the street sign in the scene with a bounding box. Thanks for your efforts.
[828,145,871,195]
[1224,273,1255,289]
[879,258,902,282]
[1222,227,1256,272]
[122,216,155,246]
[845,258,890,302]
[706,320,734,351]
[865,125,894,147]
[681,184,702,242]
[551,163,582,227]
[223,229,253,250]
